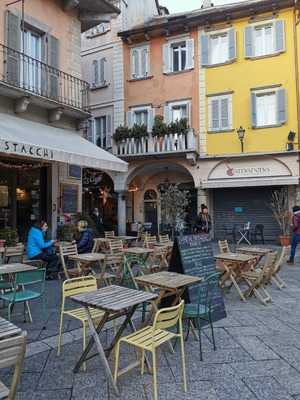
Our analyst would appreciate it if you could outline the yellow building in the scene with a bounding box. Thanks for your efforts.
[197,0,300,241]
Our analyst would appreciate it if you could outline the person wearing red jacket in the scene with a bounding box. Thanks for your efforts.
[287,206,300,264]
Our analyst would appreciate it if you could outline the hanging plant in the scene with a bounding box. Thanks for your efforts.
[131,124,148,140]
[113,125,132,142]
[152,115,168,138]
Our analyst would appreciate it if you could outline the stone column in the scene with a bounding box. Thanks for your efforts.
[117,191,127,235]
[197,188,209,214]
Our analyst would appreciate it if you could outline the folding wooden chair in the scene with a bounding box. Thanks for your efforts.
[104,231,115,239]
[144,235,157,248]
[3,244,25,264]
[59,244,82,279]
[270,246,289,289]
[0,332,26,400]
[218,240,230,254]
[105,254,124,282]
[57,276,105,370]
[241,252,278,305]
[159,234,170,245]
[114,301,186,400]
[108,239,124,255]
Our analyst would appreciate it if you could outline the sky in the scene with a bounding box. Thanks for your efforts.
[160,0,247,13]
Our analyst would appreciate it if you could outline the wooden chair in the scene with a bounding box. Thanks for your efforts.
[92,238,108,254]
[59,244,82,279]
[159,234,170,244]
[105,254,124,282]
[270,246,289,289]
[104,231,115,238]
[0,332,26,400]
[144,235,157,249]
[108,239,124,255]
[57,276,105,370]
[218,240,230,254]
[114,301,186,400]
[241,252,278,305]
[3,244,25,264]
[147,248,169,273]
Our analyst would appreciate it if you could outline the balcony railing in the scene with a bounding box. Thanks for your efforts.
[0,43,89,112]
[113,129,197,157]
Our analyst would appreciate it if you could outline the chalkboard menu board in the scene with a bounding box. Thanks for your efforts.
[61,184,79,213]
[169,234,226,324]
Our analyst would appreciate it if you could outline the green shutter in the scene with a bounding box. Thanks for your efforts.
[48,35,59,100]
[6,11,21,85]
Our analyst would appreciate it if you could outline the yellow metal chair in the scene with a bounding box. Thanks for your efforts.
[114,300,187,400]
[57,276,105,370]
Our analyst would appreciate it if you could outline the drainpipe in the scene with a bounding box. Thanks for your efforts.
[293,0,300,202]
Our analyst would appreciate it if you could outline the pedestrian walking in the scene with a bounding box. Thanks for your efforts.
[287,205,300,264]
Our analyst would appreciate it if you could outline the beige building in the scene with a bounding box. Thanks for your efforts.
[0,0,126,239]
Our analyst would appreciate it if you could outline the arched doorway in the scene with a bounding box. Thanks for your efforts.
[144,189,158,234]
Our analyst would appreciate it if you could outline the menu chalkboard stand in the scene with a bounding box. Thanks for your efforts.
[169,234,227,324]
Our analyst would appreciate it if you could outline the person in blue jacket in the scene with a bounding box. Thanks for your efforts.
[27,220,59,279]
[75,220,94,254]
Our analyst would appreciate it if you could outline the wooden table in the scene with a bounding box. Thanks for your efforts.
[0,317,22,340]
[0,263,37,275]
[215,252,257,301]
[237,247,273,257]
[136,271,202,324]
[71,285,157,395]
[69,253,111,284]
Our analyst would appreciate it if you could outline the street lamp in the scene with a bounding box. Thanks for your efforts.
[237,126,246,153]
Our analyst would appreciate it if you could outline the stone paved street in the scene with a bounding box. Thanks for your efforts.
[2,250,300,399]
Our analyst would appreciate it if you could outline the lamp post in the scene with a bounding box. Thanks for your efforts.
[237,126,246,153]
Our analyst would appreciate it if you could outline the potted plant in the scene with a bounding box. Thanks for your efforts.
[113,125,131,143]
[270,189,291,246]
[152,115,168,138]
[0,228,18,246]
[131,123,148,141]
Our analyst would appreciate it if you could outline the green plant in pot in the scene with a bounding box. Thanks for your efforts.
[131,123,148,141]
[113,125,132,143]
[0,228,18,246]
[152,115,168,138]
[270,188,291,246]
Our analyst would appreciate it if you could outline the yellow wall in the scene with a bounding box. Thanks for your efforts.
[205,9,298,155]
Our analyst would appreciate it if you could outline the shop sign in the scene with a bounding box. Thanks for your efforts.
[1,140,54,160]
[208,158,292,181]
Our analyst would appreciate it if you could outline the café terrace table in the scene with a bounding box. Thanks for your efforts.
[71,285,157,395]
[237,246,273,264]
[135,271,202,325]
[68,253,114,285]
[0,263,37,275]
[215,252,257,302]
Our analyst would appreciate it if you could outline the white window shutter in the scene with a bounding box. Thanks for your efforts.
[186,101,191,126]
[141,48,148,77]
[275,20,285,53]
[87,118,95,143]
[163,43,171,74]
[220,98,229,129]
[92,60,98,86]
[131,48,139,78]
[186,38,194,70]
[211,99,220,130]
[147,107,154,132]
[200,34,209,66]
[251,92,257,127]
[277,88,287,125]
[127,110,133,128]
[164,104,171,124]
[245,26,253,58]
[99,57,106,85]
[106,114,112,148]
[145,47,150,76]
[228,28,236,61]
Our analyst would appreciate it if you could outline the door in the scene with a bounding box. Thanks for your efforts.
[144,190,158,234]
[21,28,42,93]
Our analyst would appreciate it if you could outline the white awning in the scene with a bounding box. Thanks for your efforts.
[0,113,127,173]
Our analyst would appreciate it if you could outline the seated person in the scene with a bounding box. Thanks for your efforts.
[75,220,94,254]
[27,220,59,280]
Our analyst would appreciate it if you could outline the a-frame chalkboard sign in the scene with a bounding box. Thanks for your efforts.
[169,234,226,324]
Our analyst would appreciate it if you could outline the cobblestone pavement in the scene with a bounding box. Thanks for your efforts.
[2,247,300,399]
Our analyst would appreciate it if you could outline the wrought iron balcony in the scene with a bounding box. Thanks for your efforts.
[0,43,89,113]
[113,129,198,158]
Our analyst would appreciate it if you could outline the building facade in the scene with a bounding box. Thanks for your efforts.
[0,0,125,239]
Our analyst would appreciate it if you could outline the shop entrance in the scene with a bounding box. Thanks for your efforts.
[144,190,158,234]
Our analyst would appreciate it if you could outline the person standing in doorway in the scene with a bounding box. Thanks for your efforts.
[288,206,300,264]
[195,204,212,234]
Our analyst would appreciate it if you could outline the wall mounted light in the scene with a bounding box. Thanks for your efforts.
[236,126,246,153]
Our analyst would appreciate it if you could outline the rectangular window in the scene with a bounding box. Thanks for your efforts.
[210,33,229,65]
[256,92,276,127]
[21,28,42,91]
[171,42,187,72]
[130,46,150,79]
[95,116,107,148]
[254,24,274,57]
[128,106,154,132]
[171,104,187,122]
[208,94,232,132]
[134,110,148,126]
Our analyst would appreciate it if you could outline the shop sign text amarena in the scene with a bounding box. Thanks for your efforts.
[1,141,54,160]
[226,165,271,177]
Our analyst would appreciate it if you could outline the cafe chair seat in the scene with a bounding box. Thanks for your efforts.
[183,303,209,318]
[121,326,177,350]
[0,289,41,303]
